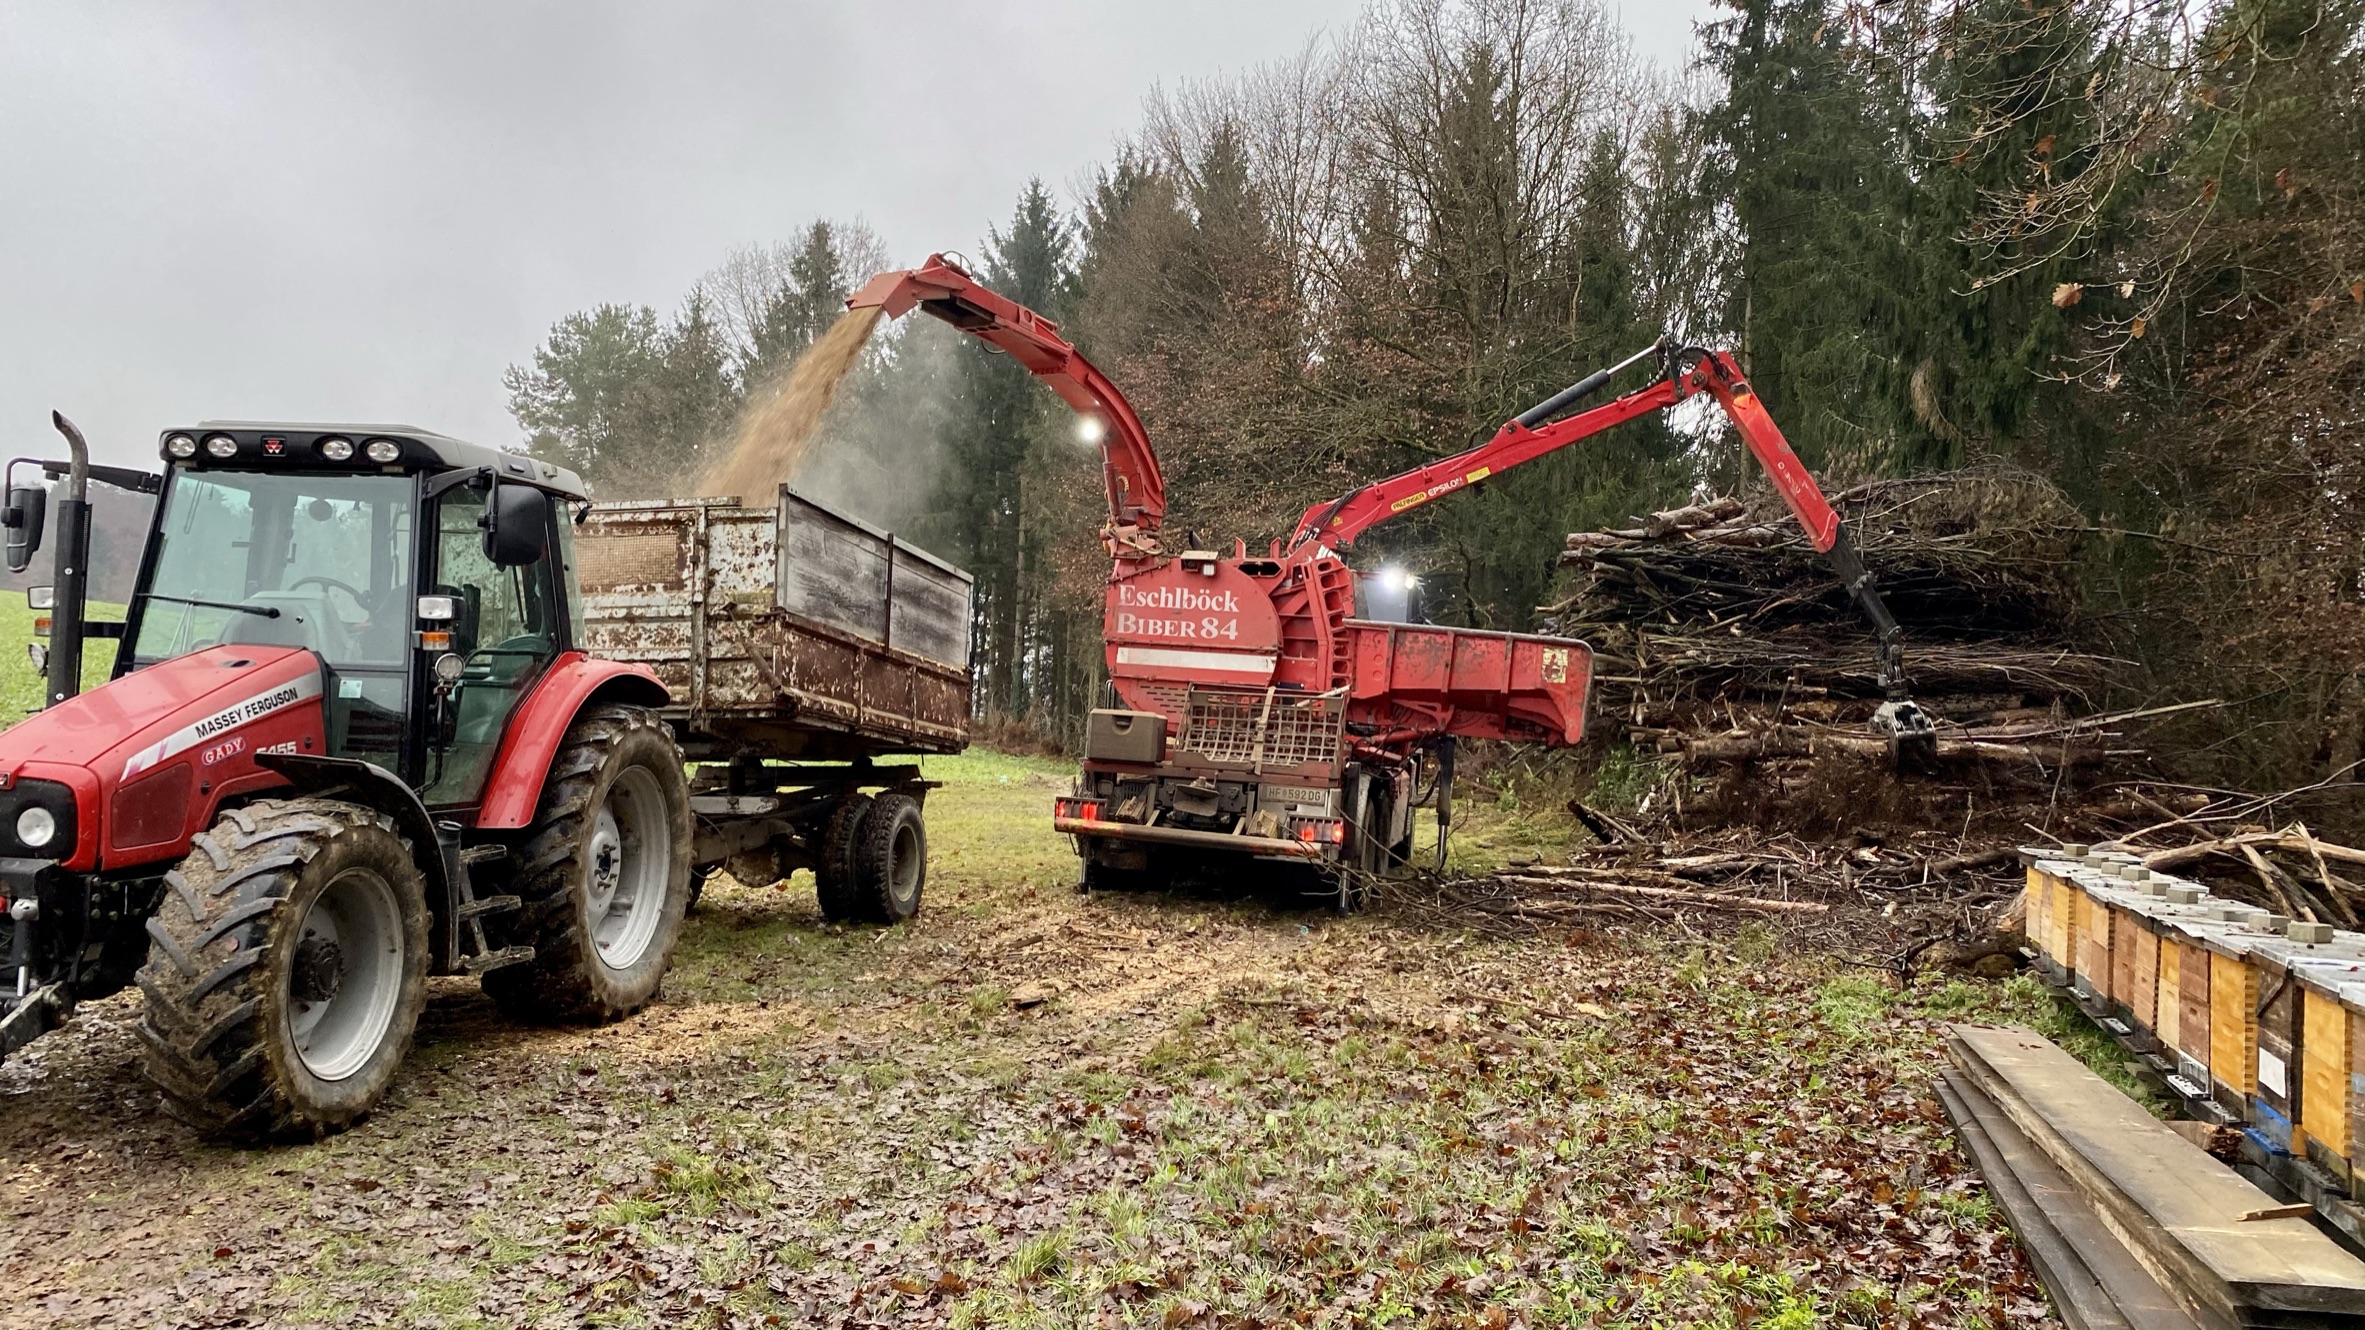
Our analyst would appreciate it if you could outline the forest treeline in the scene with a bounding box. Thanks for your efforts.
[508,0,2364,809]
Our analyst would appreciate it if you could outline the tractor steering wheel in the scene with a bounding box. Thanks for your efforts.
[288,574,367,601]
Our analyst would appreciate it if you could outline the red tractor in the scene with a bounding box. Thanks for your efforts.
[0,414,968,1138]
[0,419,697,1138]
[847,259,1931,904]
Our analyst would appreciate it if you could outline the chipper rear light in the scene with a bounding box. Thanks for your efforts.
[1055,797,1105,822]
[1292,818,1347,845]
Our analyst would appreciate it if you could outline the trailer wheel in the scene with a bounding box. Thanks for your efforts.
[813,794,873,923]
[135,798,429,1139]
[848,792,926,923]
[483,705,692,1023]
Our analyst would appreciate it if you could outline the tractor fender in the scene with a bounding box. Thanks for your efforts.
[253,751,456,962]
[474,652,671,830]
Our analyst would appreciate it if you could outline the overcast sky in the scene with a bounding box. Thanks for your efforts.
[0,1,1712,473]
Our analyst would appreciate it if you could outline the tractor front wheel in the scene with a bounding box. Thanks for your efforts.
[483,705,692,1023]
[136,799,429,1139]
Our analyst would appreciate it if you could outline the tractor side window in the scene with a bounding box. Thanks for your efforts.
[422,488,558,807]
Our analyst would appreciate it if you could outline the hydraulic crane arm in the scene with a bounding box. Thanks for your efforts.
[846,255,1165,558]
[1289,341,1937,760]
[1290,343,1844,554]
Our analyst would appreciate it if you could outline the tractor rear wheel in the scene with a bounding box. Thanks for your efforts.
[483,705,692,1023]
[136,798,429,1139]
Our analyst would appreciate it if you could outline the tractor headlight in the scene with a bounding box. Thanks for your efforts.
[165,433,198,459]
[318,436,354,461]
[0,779,76,858]
[364,439,402,464]
[203,434,238,459]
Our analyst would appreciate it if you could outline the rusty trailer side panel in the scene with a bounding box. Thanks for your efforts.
[577,492,974,761]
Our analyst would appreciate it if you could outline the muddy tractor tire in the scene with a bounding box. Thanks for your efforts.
[849,792,926,923]
[136,798,431,1139]
[812,793,874,923]
[483,705,692,1023]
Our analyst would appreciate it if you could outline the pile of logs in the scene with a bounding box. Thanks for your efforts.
[1543,467,2148,780]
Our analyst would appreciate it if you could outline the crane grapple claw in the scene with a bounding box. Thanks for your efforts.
[1873,699,1939,771]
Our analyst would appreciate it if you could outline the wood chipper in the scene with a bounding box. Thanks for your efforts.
[845,257,1932,907]
[0,416,971,1138]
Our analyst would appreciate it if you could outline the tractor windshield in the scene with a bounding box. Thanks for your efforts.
[132,471,415,671]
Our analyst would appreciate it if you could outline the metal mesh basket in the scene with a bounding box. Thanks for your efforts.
[1178,687,1346,773]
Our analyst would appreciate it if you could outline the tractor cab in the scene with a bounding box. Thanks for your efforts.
[118,424,590,810]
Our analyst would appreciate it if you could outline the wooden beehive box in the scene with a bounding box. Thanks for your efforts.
[2123,900,2161,1037]
[2076,874,2113,1002]
[2204,923,2269,1117]
[2157,915,2219,1087]
[2304,980,2358,1181]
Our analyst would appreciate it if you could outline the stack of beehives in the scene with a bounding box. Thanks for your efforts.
[2023,845,2365,1158]
[1943,849,2365,1324]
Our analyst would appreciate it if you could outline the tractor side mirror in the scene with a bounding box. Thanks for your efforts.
[4,485,46,573]
[481,481,549,568]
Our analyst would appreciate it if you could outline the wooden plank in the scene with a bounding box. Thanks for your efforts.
[1939,1070,2200,1330]
[1951,1025,2365,1321]
[2301,987,2351,1167]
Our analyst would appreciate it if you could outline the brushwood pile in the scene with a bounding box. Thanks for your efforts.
[1541,466,2146,833]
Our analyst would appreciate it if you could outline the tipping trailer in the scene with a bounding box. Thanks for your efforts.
[0,420,971,1140]
[573,488,974,915]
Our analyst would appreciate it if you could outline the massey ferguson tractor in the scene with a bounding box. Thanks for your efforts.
[0,415,970,1138]
[846,257,1931,906]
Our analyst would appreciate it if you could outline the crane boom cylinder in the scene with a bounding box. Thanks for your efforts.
[1513,341,1665,429]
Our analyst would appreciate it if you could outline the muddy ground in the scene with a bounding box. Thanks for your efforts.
[1,749,2070,1329]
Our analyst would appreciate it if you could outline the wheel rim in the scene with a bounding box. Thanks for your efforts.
[587,765,671,970]
[888,817,922,910]
[286,865,406,1082]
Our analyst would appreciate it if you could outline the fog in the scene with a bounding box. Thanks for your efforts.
[0,1,1711,473]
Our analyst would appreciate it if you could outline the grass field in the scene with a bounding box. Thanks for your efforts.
[0,597,124,722]
[0,741,2063,1329]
